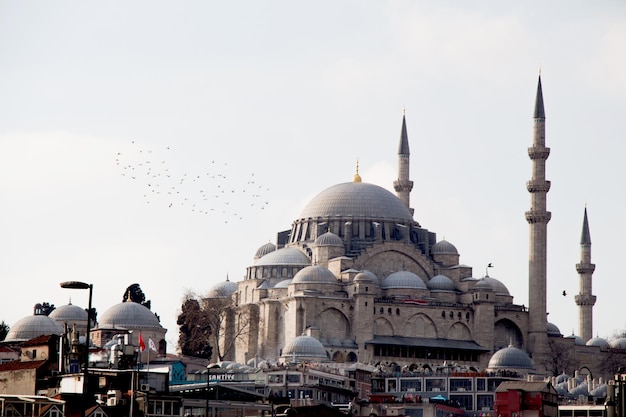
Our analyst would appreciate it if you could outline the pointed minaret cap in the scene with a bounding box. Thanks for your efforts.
[534,74,545,119]
[398,110,410,155]
[581,206,591,245]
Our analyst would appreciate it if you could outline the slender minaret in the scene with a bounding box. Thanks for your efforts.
[575,207,596,342]
[393,110,414,215]
[525,75,551,361]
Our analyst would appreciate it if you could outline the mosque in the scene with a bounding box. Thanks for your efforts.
[3,76,626,385]
[206,76,626,379]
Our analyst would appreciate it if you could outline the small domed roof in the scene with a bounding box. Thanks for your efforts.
[98,301,162,330]
[487,346,534,370]
[478,277,510,295]
[547,322,562,337]
[298,182,414,222]
[255,247,310,266]
[427,274,456,291]
[354,270,379,285]
[49,302,88,324]
[473,278,494,291]
[255,242,276,259]
[381,271,427,290]
[431,240,458,255]
[314,231,343,247]
[274,279,292,289]
[282,335,327,361]
[565,334,586,346]
[292,265,337,284]
[610,338,626,349]
[586,336,609,348]
[207,279,238,298]
[5,315,65,342]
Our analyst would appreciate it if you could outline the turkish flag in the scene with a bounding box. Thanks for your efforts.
[139,333,146,351]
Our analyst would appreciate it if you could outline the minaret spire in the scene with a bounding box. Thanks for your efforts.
[575,206,596,342]
[393,111,414,215]
[525,74,551,367]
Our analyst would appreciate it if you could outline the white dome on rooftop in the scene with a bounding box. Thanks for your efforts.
[98,301,162,331]
[5,315,64,342]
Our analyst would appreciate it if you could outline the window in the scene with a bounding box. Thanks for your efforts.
[400,378,422,392]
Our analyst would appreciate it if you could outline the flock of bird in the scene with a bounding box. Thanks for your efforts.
[115,141,270,223]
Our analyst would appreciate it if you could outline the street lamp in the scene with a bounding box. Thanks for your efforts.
[60,281,93,409]
[206,363,220,417]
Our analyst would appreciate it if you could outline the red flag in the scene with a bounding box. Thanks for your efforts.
[139,333,146,351]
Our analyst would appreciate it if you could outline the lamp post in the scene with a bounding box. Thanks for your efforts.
[206,364,220,417]
[60,281,93,410]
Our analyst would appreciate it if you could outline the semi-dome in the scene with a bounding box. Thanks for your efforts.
[207,279,238,298]
[98,301,162,330]
[255,247,310,266]
[298,182,414,222]
[547,322,562,337]
[487,345,534,370]
[292,265,337,284]
[431,240,458,255]
[282,335,328,361]
[273,279,292,289]
[254,242,276,258]
[381,271,427,290]
[314,231,343,247]
[586,336,609,348]
[427,274,456,291]
[5,315,65,342]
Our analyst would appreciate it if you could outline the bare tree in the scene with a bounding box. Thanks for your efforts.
[177,290,256,362]
[545,338,576,376]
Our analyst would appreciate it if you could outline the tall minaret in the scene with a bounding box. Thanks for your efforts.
[575,207,596,342]
[525,75,551,362]
[393,111,414,215]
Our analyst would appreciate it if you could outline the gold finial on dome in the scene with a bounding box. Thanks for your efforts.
[353,160,362,182]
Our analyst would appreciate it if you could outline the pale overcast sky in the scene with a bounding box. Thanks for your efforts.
[1,1,625,351]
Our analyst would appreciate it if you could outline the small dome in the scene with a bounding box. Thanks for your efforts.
[273,279,292,289]
[473,278,494,291]
[381,271,427,290]
[314,231,343,247]
[427,274,456,291]
[255,247,310,266]
[565,334,586,346]
[431,240,458,255]
[481,277,510,295]
[5,315,65,342]
[255,242,276,259]
[98,301,162,330]
[487,345,534,370]
[610,338,626,349]
[547,322,562,337]
[49,303,88,324]
[207,279,238,298]
[354,270,379,285]
[292,265,337,284]
[283,335,327,361]
[586,336,609,348]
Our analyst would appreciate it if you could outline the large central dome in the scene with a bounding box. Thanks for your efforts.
[299,182,414,222]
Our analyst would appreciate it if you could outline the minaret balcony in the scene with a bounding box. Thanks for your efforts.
[526,180,551,193]
[576,263,596,274]
[528,147,550,160]
[574,294,597,306]
[525,210,552,224]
